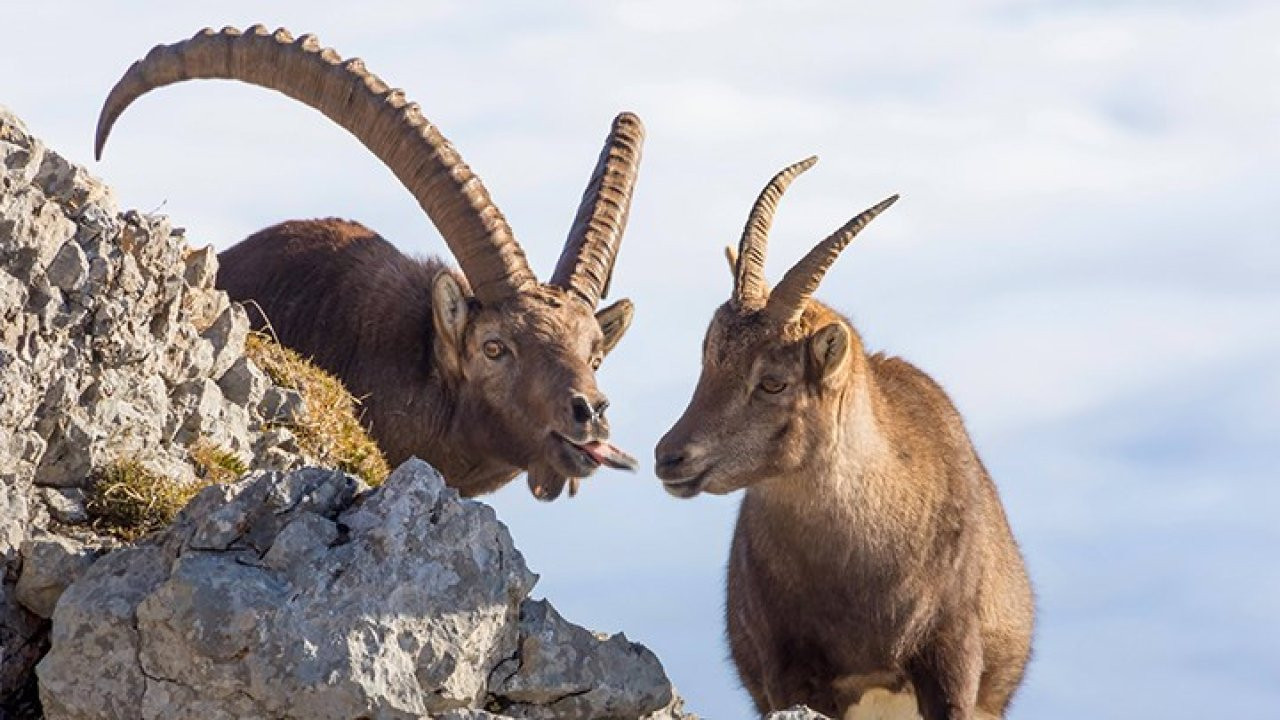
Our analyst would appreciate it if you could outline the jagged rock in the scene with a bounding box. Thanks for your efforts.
[38,461,685,719]
[217,354,269,406]
[1,104,308,703]
[259,385,305,423]
[38,487,88,525]
[14,534,101,619]
[490,600,672,719]
[43,241,87,293]
[202,303,248,378]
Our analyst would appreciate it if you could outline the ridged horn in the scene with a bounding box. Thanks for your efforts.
[765,194,899,325]
[733,156,818,310]
[94,25,536,304]
[551,112,645,307]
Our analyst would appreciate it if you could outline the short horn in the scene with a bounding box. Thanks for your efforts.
[95,25,536,304]
[551,112,645,307]
[766,194,899,325]
[734,156,818,310]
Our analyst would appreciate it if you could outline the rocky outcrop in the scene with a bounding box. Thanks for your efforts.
[1,104,307,704]
[38,461,685,720]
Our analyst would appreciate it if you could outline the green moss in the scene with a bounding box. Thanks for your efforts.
[245,332,390,485]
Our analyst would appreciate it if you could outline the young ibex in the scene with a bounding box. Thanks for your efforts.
[654,158,1034,719]
[96,26,642,500]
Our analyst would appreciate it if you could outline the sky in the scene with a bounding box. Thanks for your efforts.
[2,2,1278,717]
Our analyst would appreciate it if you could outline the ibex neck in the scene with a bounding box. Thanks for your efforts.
[748,369,890,522]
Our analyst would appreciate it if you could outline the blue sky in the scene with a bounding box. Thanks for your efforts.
[2,2,1277,717]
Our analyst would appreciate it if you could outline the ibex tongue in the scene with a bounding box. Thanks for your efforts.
[580,441,638,471]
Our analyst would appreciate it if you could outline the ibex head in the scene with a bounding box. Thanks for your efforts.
[95,26,642,500]
[654,157,896,497]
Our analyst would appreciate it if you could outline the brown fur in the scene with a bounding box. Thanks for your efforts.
[219,218,632,499]
[655,299,1034,719]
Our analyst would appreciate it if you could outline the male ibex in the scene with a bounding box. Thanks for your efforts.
[654,158,1034,719]
[96,26,641,500]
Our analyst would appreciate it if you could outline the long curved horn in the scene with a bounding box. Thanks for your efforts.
[550,112,645,307]
[733,156,818,310]
[765,194,898,325]
[95,25,536,304]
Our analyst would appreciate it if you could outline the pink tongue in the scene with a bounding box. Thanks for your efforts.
[581,441,638,471]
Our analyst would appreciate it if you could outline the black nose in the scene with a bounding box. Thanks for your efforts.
[570,394,607,425]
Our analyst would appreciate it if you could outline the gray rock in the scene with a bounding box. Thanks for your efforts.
[218,354,269,406]
[182,245,218,289]
[39,461,687,719]
[0,267,26,319]
[37,546,171,719]
[1,104,314,702]
[202,303,248,378]
[14,534,100,619]
[171,377,225,441]
[0,479,31,564]
[259,385,305,424]
[491,600,673,719]
[44,240,88,292]
[38,487,87,525]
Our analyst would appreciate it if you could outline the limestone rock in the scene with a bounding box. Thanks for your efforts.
[490,600,673,719]
[0,103,306,702]
[14,534,102,619]
[37,461,686,719]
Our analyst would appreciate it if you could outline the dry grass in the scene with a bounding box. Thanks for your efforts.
[86,460,208,541]
[85,333,389,540]
[190,439,248,485]
[244,332,389,485]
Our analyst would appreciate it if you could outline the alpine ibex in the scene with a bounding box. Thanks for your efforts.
[654,158,1034,719]
[96,26,641,500]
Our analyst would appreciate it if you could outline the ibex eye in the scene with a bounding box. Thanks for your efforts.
[759,377,787,394]
[483,340,505,359]
[590,356,602,370]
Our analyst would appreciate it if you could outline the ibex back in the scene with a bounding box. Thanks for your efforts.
[655,158,1034,719]
[96,26,643,500]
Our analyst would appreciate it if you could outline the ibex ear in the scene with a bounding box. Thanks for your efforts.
[596,298,634,356]
[808,323,851,383]
[724,245,738,277]
[431,272,469,375]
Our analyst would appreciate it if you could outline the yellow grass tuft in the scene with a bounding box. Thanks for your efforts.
[86,461,208,541]
[244,332,389,485]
